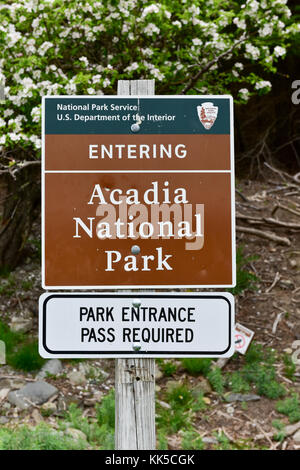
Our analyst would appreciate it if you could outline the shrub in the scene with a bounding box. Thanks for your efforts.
[181,358,212,376]
[0,424,87,450]
[0,320,44,371]
[276,394,300,423]
[0,0,298,163]
[9,340,45,372]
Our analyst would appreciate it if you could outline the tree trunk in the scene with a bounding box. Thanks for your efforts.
[0,164,41,270]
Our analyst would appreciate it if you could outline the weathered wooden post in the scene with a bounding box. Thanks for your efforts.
[115,79,156,451]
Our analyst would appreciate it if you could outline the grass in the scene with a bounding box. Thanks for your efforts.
[283,353,297,381]
[226,371,251,394]
[0,390,117,450]
[156,382,208,447]
[272,420,286,442]
[61,389,115,449]
[276,393,300,423]
[228,245,260,295]
[0,320,45,371]
[156,384,194,435]
[0,423,87,450]
[225,343,286,399]
[157,359,177,377]
[206,367,225,394]
[21,279,34,291]
[181,430,204,450]
[179,344,286,400]
[181,358,212,376]
[9,340,45,371]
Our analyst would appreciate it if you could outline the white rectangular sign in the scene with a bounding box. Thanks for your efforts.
[39,293,234,358]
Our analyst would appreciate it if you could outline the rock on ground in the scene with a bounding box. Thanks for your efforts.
[7,381,58,410]
[37,359,63,379]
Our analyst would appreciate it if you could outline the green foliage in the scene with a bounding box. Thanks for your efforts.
[0,266,12,278]
[226,343,285,399]
[167,384,192,408]
[61,391,115,449]
[243,343,285,399]
[0,0,298,162]
[181,358,212,376]
[181,359,225,396]
[207,367,225,395]
[0,320,44,371]
[21,280,34,291]
[191,393,208,413]
[0,274,16,297]
[213,431,232,450]
[272,419,286,442]
[157,359,177,377]
[157,406,190,435]
[228,246,260,295]
[0,423,87,450]
[283,354,296,381]
[213,432,253,450]
[226,371,251,394]
[157,384,194,434]
[243,364,285,399]
[0,319,24,357]
[276,394,300,423]
[157,431,168,450]
[96,389,115,430]
[181,430,204,450]
[245,342,265,364]
[8,340,45,372]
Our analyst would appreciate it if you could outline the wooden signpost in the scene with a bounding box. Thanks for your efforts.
[40,79,236,450]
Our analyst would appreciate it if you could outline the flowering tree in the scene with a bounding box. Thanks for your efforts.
[0,0,298,266]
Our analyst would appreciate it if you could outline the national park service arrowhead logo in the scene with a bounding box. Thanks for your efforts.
[197,102,218,130]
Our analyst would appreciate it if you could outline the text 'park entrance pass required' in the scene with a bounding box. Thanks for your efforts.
[39,293,234,359]
[42,96,235,289]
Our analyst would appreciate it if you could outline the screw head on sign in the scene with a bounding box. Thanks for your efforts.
[131,245,140,255]
[132,343,141,351]
[131,123,140,133]
[132,298,141,308]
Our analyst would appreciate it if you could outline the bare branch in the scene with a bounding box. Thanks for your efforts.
[180,35,247,94]
[236,225,291,246]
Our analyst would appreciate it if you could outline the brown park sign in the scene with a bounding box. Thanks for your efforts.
[42,96,235,288]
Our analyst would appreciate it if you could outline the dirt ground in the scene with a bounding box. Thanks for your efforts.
[0,165,300,450]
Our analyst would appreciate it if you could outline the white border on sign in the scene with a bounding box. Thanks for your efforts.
[39,291,235,359]
[41,95,236,290]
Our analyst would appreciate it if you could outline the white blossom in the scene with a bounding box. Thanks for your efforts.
[31,106,41,123]
[172,21,182,28]
[259,24,273,37]
[102,78,110,88]
[238,88,250,101]
[192,38,203,46]
[79,56,89,67]
[141,5,160,18]
[255,80,272,90]
[245,43,260,60]
[274,46,286,57]
[125,62,139,72]
[233,18,246,29]
[144,23,160,36]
